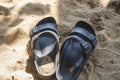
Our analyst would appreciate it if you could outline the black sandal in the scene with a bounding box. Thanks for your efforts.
[30,17,59,79]
[56,21,97,80]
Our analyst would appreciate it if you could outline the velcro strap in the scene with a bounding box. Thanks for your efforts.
[30,23,57,37]
[72,27,97,47]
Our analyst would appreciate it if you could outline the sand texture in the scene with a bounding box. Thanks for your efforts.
[39,56,55,76]
[0,0,120,80]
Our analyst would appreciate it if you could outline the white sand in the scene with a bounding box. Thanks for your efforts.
[39,56,55,75]
[0,0,120,80]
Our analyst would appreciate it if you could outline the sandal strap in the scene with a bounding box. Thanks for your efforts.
[30,23,58,38]
[72,27,97,48]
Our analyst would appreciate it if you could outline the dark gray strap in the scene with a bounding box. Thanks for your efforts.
[30,23,57,37]
[72,27,97,47]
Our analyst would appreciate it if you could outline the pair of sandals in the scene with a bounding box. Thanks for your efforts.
[29,17,97,80]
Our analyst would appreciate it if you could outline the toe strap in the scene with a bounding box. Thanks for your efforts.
[30,23,58,38]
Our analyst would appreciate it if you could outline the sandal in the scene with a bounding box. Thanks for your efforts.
[30,17,59,79]
[56,21,97,80]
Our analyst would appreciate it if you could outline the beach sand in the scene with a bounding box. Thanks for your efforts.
[0,0,120,80]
